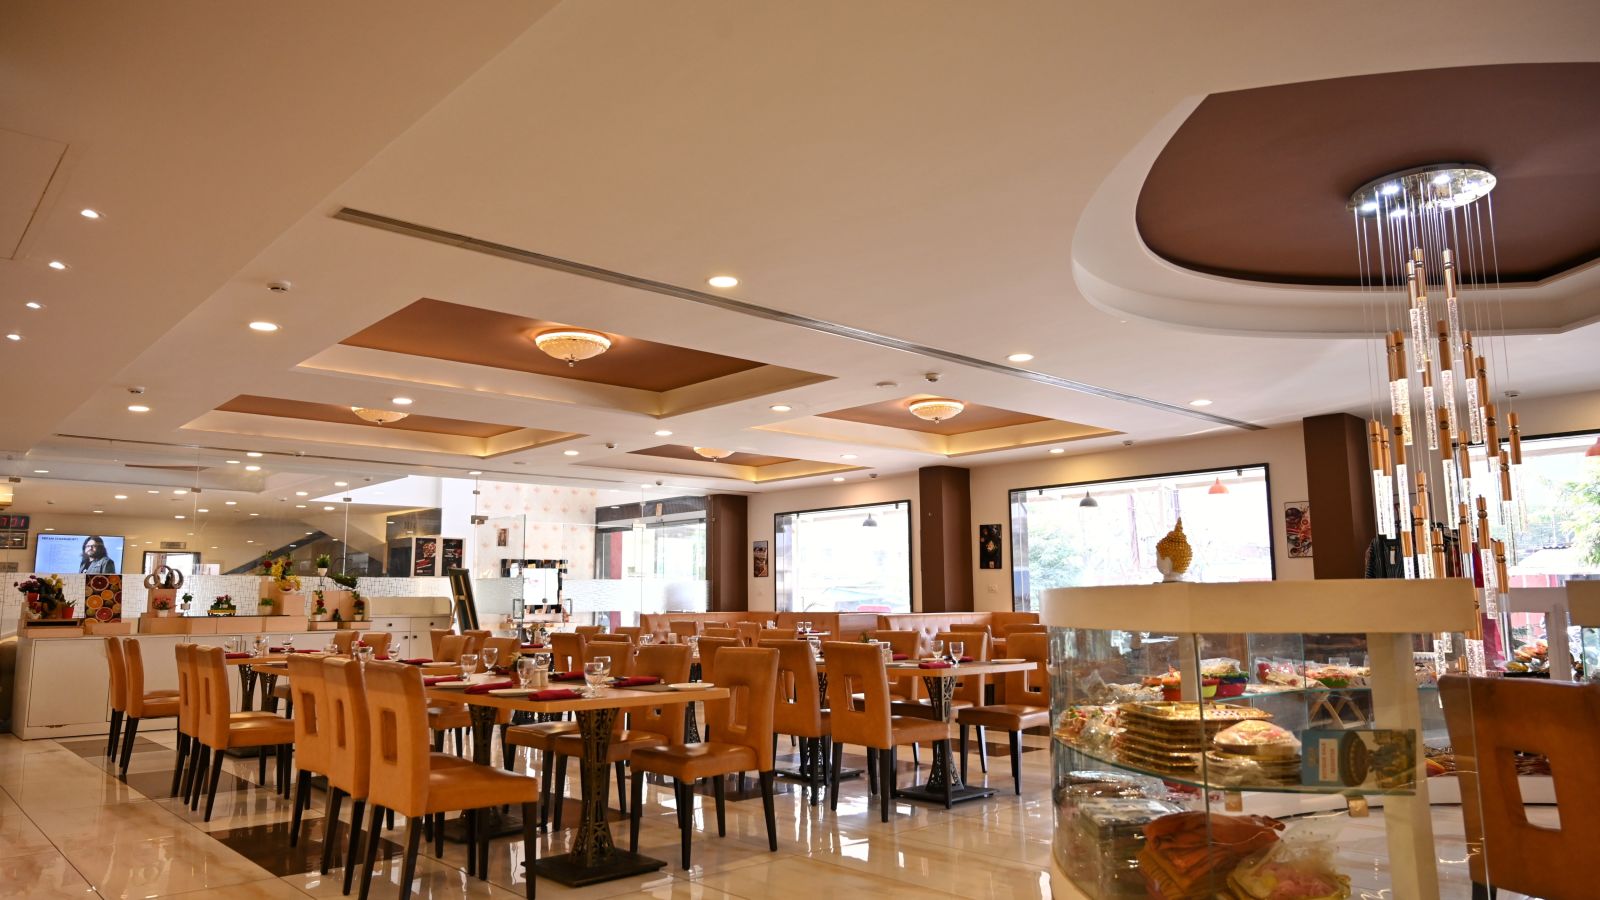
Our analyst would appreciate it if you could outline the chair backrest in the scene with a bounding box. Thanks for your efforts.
[321,657,371,797]
[999,633,1050,707]
[287,654,329,773]
[574,625,604,637]
[763,639,823,738]
[551,632,586,673]
[123,639,157,717]
[758,629,791,644]
[428,628,452,659]
[871,630,919,659]
[702,626,738,640]
[174,643,198,737]
[1439,675,1600,898]
[822,641,891,749]
[1004,623,1049,636]
[362,661,432,817]
[669,620,702,639]
[628,645,693,743]
[462,629,491,655]
[436,634,467,662]
[613,626,643,642]
[732,622,760,646]
[939,631,989,704]
[481,636,522,669]
[695,636,741,683]
[583,640,633,677]
[331,631,359,654]
[106,637,127,712]
[705,647,779,770]
[590,633,635,645]
[193,646,234,747]
[363,632,392,658]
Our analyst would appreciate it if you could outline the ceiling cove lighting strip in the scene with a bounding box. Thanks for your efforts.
[333,208,1264,431]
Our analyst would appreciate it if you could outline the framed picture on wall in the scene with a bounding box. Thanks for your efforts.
[752,540,769,578]
[978,523,1003,569]
[1284,501,1312,558]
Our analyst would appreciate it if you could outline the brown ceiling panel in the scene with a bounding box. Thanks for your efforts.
[820,397,1049,436]
[630,444,797,468]
[1137,63,1600,285]
[341,298,764,391]
[217,394,519,438]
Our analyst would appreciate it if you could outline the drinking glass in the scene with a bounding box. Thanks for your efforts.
[686,635,698,655]
[949,640,965,666]
[253,636,268,657]
[593,655,613,678]
[807,636,822,659]
[665,632,678,645]
[516,657,539,688]
[480,647,500,673]
[281,636,295,653]
[533,651,552,673]
[639,633,653,645]
[355,646,375,666]
[583,661,608,697]
[459,653,480,676]
[324,640,340,655]
[928,639,945,661]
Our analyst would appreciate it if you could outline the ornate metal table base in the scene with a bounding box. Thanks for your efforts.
[892,674,994,806]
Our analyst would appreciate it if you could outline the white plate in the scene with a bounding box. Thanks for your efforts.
[668,682,713,691]
[488,688,531,697]
[990,658,1026,664]
[432,680,473,689]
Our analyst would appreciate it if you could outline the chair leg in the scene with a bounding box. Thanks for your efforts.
[676,779,692,870]
[433,729,445,752]
[712,774,727,837]
[321,789,344,875]
[454,728,466,758]
[465,809,478,877]
[434,812,445,859]
[629,768,645,853]
[204,747,225,821]
[880,746,895,823]
[344,798,366,895]
[397,816,423,900]
[478,810,491,882]
[552,753,568,830]
[358,805,384,900]
[959,724,970,783]
[119,716,140,776]
[259,745,269,784]
[179,737,199,803]
[976,726,989,773]
[539,750,555,831]
[290,769,312,846]
[501,725,514,771]
[1009,730,1022,796]
[759,771,777,852]
[169,733,189,797]
[911,742,919,768]
[189,744,209,810]
[107,709,124,759]
[520,801,538,900]
[615,760,628,814]
[865,748,878,795]
[386,808,394,830]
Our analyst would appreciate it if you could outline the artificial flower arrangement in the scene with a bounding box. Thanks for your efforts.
[259,555,301,593]
[151,596,174,612]
[208,594,238,617]
[329,572,358,589]
[350,590,366,620]
[16,575,70,620]
[311,589,329,619]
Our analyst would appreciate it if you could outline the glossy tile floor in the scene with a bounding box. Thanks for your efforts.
[0,728,1544,899]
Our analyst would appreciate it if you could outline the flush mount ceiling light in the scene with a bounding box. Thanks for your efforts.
[5,333,21,341]
[248,321,279,332]
[127,404,150,413]
[351,406,410,425]
[707,275,739,288]
[24,301,42,310]
[1079,492,1099,508]
[47,260,67,270]
[533,328,611,366]
[769,404,792,413]
[693,447,733,461]
[80,208,101,219]
[1348,164,1495,217]
[908,398,965,423]
[1007,353,1034,363]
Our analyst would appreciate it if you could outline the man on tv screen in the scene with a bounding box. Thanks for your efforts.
[80,535,117,574]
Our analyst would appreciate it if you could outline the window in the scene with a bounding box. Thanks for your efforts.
[1010,465,1273,610]
[1469,430,1600,586]
[775,500,912,613]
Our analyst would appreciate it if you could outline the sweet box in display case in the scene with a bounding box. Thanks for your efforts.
[1043,579,1478,899]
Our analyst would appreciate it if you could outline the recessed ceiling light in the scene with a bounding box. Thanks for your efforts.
[246,540,254,544]
[210,546,218,550]
[563,450,580,456]
[24,301,41,310]
[640,484,652,489]
[114,494,127,500]
[1007,353,1034,363]
[707,275,739,288]
[392,397,413,406]
[245,465,261,471]
[5,333,21,341]
[841,454,858,460]
[80,209,101,219]
[47,260,67,270]
[225,459,240,465]
[305,532,313,536]
[248,321,279,332]
[197,508,208,513]
[246,451,263,458]
[174,515,185,520]
[334,481,348,487]
[323,505,336,511]
[832,477,845,482]
[468,470,482,476]
[173,489,187,495]
[1189,398,1213,407]
[93,510,103,514]
[1049,448,1065,455]
[224,500,237,506]
[146,490,159,494]
[45,527,54,532]
[769,404,792,413]
[295,504,306,508]
[295,491,308,496]
[127,404,150,413]
[32,469,48,474]
[654,430,673,437]
[249,512,260,517]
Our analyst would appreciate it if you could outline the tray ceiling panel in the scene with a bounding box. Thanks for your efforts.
[217,394,520,438]
[820,397,1050,437]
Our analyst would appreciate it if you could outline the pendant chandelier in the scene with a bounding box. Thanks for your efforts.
[908,398,965,423]
[1352,163,1520,677]
[350,407,409,425]
[692,447,733,461]
[533,328,612,366]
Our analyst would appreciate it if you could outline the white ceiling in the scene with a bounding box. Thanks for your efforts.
[3,0,1599,501]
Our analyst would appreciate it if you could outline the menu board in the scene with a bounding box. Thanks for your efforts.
[413,537,439,577]
[441,538,464,572]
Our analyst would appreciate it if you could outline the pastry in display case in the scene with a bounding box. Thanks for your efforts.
[1043,579,1477,900]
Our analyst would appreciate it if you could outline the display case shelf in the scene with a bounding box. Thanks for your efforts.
[1053,735,1416,797]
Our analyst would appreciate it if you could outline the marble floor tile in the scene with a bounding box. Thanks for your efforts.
[0,849,99,899]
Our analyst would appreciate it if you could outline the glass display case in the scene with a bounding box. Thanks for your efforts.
[1572,581,1600,684]
[1043,579,1476,900]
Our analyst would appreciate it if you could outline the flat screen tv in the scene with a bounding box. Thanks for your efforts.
[34,533,126,575]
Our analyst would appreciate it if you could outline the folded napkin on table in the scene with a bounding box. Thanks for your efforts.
[224,652,251,659]
[610,676,661,688]
[892,653,910,661]
[520,643,547,649]
[400,658,432,665]
[529,688,581,701]
[959,656,974,663]
[374,655,391,661]
[918,660,953,669]
[552,671,585,682]
[464,680,516,694]
[422,675,458,686]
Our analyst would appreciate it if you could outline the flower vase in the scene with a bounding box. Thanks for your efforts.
[58,604,76,620]
[316,568,328,577]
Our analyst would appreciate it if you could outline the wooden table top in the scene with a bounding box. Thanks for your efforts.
[813,658,1039,678]
[426,678,726,714]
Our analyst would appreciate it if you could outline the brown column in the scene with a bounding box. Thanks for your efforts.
[918,465,973,612]
[705,494,748,611]
[1302,413,1377,579]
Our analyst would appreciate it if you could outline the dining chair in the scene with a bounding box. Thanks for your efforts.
[701,626,738,640]
[115,638,180,777]
[172,644,276,802]
[332,631,360,654]
[287,654,331,846]
[612,625,643,642]
[694,637,740,683]
[462,629,492,656]
[193,645,298,821]
[549,633,587,675]
[629,646,780,869]
[762,639,830,806]
[357,661,541,900]
[668,621,702,641]
[436,635,467,662]
[105,637,173,763]
[480,636,522,669]
[941,631,991,775]
[1440,674,1600,900]
[956,632,1049,794]
[823,641,948,821]
[363,632,393,658]
[428,628,452,659]
[589,633,635,648]
[733,622,761,647]
[574,625,604,637]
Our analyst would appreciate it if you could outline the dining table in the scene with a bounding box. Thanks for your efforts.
[427,676,727,887]
[813,656,1039,806]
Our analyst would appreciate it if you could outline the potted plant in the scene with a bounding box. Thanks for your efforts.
[208,594,237,617]
[330,572,358,590]
[260,555,302,614]
[350,590,366,621]
[258,596,277,615]
[180,592,193,613]
[310,589,328,622]
[315,554,332,577]
[151,596,174,618]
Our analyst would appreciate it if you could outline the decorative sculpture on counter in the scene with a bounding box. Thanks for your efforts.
[1156,519,1194,583]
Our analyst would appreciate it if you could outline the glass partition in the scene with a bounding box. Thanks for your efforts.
[774,499,912,613]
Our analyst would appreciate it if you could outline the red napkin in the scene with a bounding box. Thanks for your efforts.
[520,643,546,649]
[552,671,585,682]
[401,658,433,665]
[610,676,661,688]
[529,688,581,701]
[465,680,516,694]
[271,647,317,654]
[918,660,953,669]
[959,656,975,663]
[423,675,457,686]
[224,652,251,659]
[892,654,910,661]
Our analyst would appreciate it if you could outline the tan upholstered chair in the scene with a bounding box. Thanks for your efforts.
[763,639,830,806]
[356,661,540,900]
[286,654,330,846]
[589,632,635,648]
[629,646,780,869]
[114,638,180,777]
[106,637,174,770]
[331,631,360,654]
[823,641,948,822]
[956,632,1049,794]
[668,620,702,641]
[1440,675,1600,899]
[436,634,467,662]
[701,626,739,640]
[694,637,740,684]
[462,629,492,656]
[428,628,452,659]
[550,632,586,675]
[362,632,393,659]
[173,644,274,804]
[193,646,297,820]
[574,625,604,637]
[733,622,762,647]
[613,626,644,643]
[479,636,522,671]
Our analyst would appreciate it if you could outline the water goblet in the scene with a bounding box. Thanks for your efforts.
[949,640,965,666]
[325,640,340,656]
[480,647,500,674]
[583,661,608,697]
[807,636,822,659]
[281,636,295,653]
[639,633,653,645]
[928,639,945,661]
[593,655,613,678]
[253,636,268,657]
[356,646,375,666]
[533,651,552,673]
[459,652,480,677]
[517,657,539,688]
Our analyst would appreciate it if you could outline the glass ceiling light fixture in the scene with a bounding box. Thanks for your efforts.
[908,398,965,423]
[1079,492,1098,508]
[351,407,409,425]
[692,447,733,461]
[533,328,611,366]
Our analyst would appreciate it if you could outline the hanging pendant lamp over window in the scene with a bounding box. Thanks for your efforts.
[1079,492,1098,508]
[862,513,879,528]
[1208,477,1230,495]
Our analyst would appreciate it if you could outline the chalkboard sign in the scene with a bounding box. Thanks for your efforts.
[447,567,478,632]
